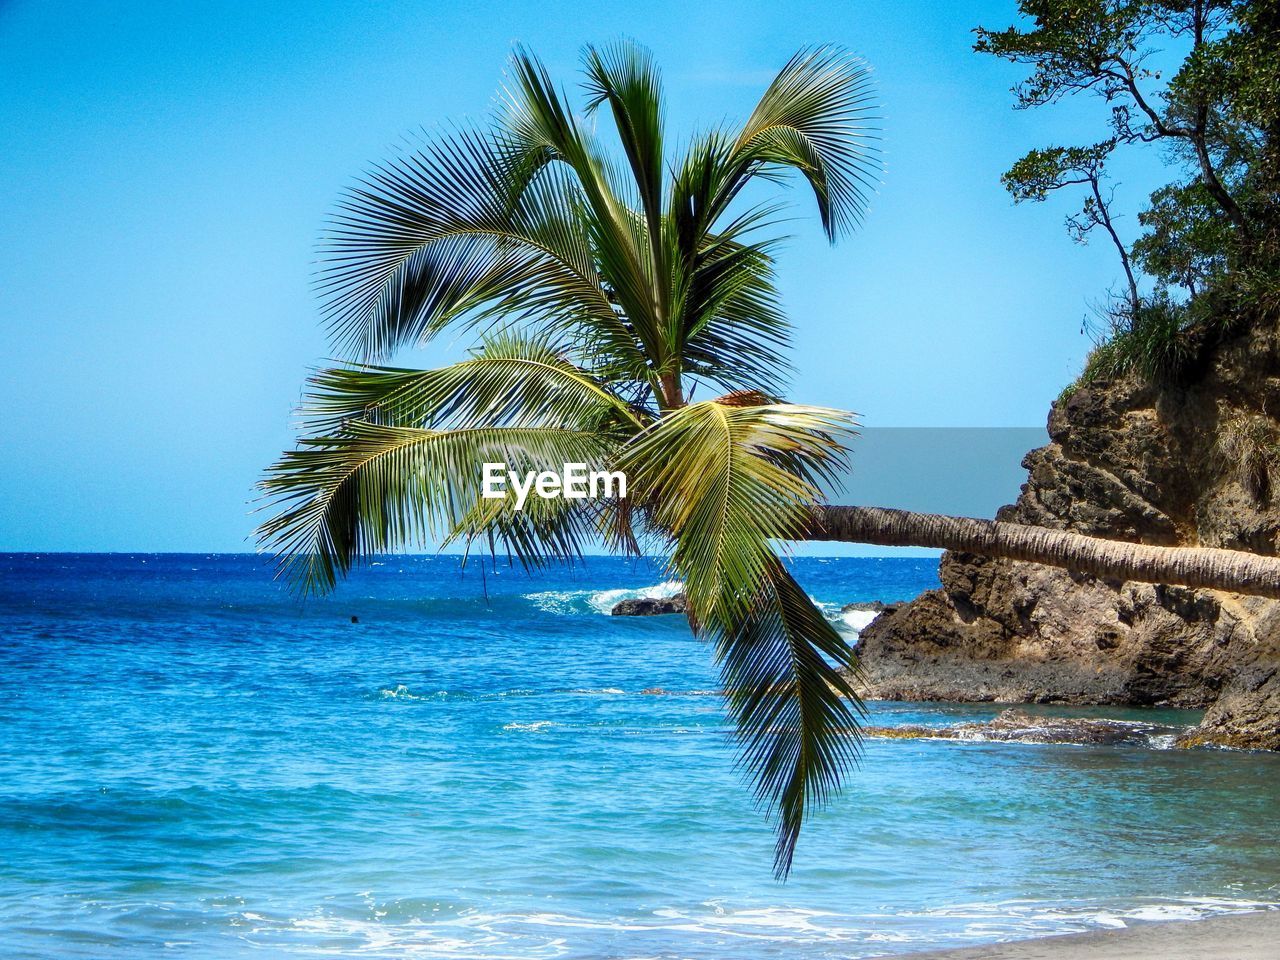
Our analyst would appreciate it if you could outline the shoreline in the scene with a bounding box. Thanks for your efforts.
[891,910,1280,959]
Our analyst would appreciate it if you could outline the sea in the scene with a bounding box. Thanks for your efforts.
[1,553,1277,959]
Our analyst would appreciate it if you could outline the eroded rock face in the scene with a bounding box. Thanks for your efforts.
[859,324,1280,750]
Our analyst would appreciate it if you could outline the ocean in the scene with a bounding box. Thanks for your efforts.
[1,553,1277,959]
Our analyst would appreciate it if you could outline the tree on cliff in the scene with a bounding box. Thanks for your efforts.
[1002,141,1142,311]
[978,0,1279,315]
[259,42,1280,877]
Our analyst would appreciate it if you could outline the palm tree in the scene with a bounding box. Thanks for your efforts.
[259,42,1280,877]
[807,506,1280,599]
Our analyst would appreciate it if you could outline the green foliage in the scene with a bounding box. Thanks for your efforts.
[260,42,881,877]
[1172,3,1280,150]
[1079,295,1201,385]
[973,0,1162,111]
[1227,261,1280,320]
[617,400,864,874]
[1132,180,1235,294]
[978,0,1278,352]
[1056,379,1080,404]
[1130,298,1200,383]
[1002,143,1112,203]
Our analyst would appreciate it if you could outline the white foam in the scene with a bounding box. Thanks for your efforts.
[226,896,1279,959]
[380,684,421,700]
[904,895,1277,932]
[500,720,558,732]
[840,608,880,632]
[805,597,884,635]
[525,580,683,616]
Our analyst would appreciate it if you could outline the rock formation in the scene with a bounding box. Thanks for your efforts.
[857,323,1280,750]
[611,594,688,616]
[841,601,896,615]
[863,707,1183,747]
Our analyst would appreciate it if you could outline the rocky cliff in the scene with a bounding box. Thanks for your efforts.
[858,322,1280,750]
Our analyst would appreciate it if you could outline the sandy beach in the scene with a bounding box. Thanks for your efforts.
[897,911,1280,959]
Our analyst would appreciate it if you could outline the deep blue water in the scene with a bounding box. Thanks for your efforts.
[1,554,1277,959]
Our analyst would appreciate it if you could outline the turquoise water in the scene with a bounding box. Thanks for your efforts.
[1,554,1277,959]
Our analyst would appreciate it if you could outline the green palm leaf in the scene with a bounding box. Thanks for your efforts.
[723,559,865,877]
[732,45,882,239]
[679,216,793,393]
[582,42,666,240]
[299,331,646,434]
[258,422,615,593]
[618,397,862,875]
[504,48,672,373]
[444,477,618,571]
[321,130,633,364]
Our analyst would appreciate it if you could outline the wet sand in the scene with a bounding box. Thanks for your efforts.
[896,911,1280,959]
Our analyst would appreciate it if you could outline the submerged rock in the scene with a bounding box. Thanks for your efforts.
[611,594,687,616]
[841,601,892,613]
[865,708,1179,747]
[856,322,1280,751]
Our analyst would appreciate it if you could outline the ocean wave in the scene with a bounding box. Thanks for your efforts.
[524,579,684,616]
[839,608,881,633]
[225,897,1278,958]
[377,684,720,703]
[524,582,876,637]
[378,684,440,701]
[499,718,714,735]
[375,686,538,702]
[904,895,1277,930]
[804,598,890,635]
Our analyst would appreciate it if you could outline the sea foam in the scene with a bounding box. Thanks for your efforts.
[524,579,684,616]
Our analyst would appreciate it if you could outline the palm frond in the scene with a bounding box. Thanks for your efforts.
[319,128,631,363]
[620,399,856,608]
[582,41,666,241]
[504,48,668,367]
[668,129,732,263]
[299,331,647,434]
[618,398,861,874]
[721,560,865,877]
[258,422,615,593]
[443,476,609,570]
[679,214,793,393]
[731,45,881,240]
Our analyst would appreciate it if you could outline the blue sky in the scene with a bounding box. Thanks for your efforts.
[0,1,1168,551]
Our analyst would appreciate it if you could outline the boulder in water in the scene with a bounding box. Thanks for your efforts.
[611,594,688,616]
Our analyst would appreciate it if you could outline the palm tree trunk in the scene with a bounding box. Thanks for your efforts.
[806,505,1280,599]
[658,370,683,410]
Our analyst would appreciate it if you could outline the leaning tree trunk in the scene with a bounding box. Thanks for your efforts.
[806,505,1280,600]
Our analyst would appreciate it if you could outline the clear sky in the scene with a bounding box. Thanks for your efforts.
[0,0,1168,552]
